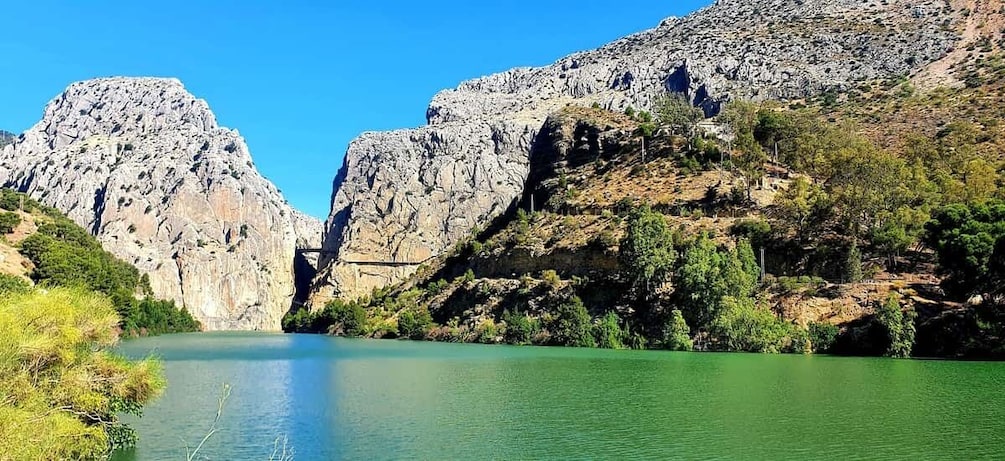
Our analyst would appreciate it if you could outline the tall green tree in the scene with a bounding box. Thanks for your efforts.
[620,205,677,299]
[662,310,694,351]
[774,176,830,242]
[674,234,758,329]
[549,296,595,347]
[924,201,1005,297]
[709,296,792,353]
[875,293,916,358]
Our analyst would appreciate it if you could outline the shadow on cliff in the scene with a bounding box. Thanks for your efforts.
[289,251,318,314]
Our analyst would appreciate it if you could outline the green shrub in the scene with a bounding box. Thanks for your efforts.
[808,322,839,353]
[503,309,538,345]
[709,296,793,353]
[662,309,694,351]
[548,296,595,347]
[0,211,21,233]
[593,311,626,349]
[0,288,164,458]
[282,308,316,333]
[398,308,434,340]
[876,293,916,358]
[0,273,30,295]
[319,300,367,337]
[119,297,201,336]
[474,319,499,344]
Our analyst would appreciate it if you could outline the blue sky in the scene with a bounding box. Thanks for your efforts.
[0,1,711,218]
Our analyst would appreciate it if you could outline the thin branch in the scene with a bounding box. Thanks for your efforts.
[186,383,231,461]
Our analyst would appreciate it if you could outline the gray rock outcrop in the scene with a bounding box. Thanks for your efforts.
[310,0,961,303]
[0,77,322,330]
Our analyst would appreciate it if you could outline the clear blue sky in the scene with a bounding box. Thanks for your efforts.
[0,1,711,218]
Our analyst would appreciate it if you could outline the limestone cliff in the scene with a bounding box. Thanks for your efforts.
[0,78,321,330]
[311,0,961,303]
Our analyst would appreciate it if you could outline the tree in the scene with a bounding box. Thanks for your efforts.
[924,201,1005,297]
[620,205,677,298]
[398,308,434,340]
[870,206,929,270]
[654,93,704,137]
[753,108,803,162]
[0,211,20,234]
[808,322,839,353]
[875,293,915,358]
[722,100,767,200]
[320,299,367,337]
[827,147,914,238]
[843,243,864,283]
[662,310,693,351]
[736,238,760,284]
[709,296,792,353]
[593,311,626,349]
[674,234,758,329]
[549,296,595,347]
[773,176,829,242]
[502,309,538,345]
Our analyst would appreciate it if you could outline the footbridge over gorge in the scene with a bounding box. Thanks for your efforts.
[295,248,435,267]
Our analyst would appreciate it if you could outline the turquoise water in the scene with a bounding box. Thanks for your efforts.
[114,333,1005,460]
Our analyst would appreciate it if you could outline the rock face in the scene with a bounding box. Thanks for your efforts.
[0,131,14,148]
[0,77,322,330]
[311,0,962,303]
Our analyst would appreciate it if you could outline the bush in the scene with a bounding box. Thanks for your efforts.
[709,296,793,353]
[282,308,316,333]
[398,308,434,340]
[593,311,626,349]
[548,296,595,347]
[120,297,201,336]
[503,309,538,345]
[876,293,916,358]
[0,211,20,234]
[0,288,164,458]
[473,319,499,344]
[0,273,30,294]
[809,322,839,353]
[730,219,773,250]
[662,309,694,351]
[541,269,561,288]
[319,300,367,337]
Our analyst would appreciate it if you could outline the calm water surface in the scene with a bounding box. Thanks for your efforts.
[113,333,1005,460]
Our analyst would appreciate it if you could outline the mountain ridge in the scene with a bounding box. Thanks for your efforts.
[0,77,321,330]
[309,0,963,305]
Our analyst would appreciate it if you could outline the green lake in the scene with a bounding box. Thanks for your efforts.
[113,332,1005,460]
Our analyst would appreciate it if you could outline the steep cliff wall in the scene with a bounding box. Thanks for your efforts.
[311,0,961,303]
[0,78,322,330]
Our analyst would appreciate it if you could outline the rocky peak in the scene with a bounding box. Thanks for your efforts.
[310,0,964,305]
[0,77,321,330]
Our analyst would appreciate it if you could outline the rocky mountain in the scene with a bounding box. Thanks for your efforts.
[0,78,321,330]
[310,0,962,304]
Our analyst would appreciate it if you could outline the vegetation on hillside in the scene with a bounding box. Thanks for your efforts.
[0,189,200,335]
[289,53,1005,359]
[0,287,164,459]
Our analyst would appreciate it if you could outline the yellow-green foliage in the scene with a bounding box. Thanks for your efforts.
[0,288,165,460]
